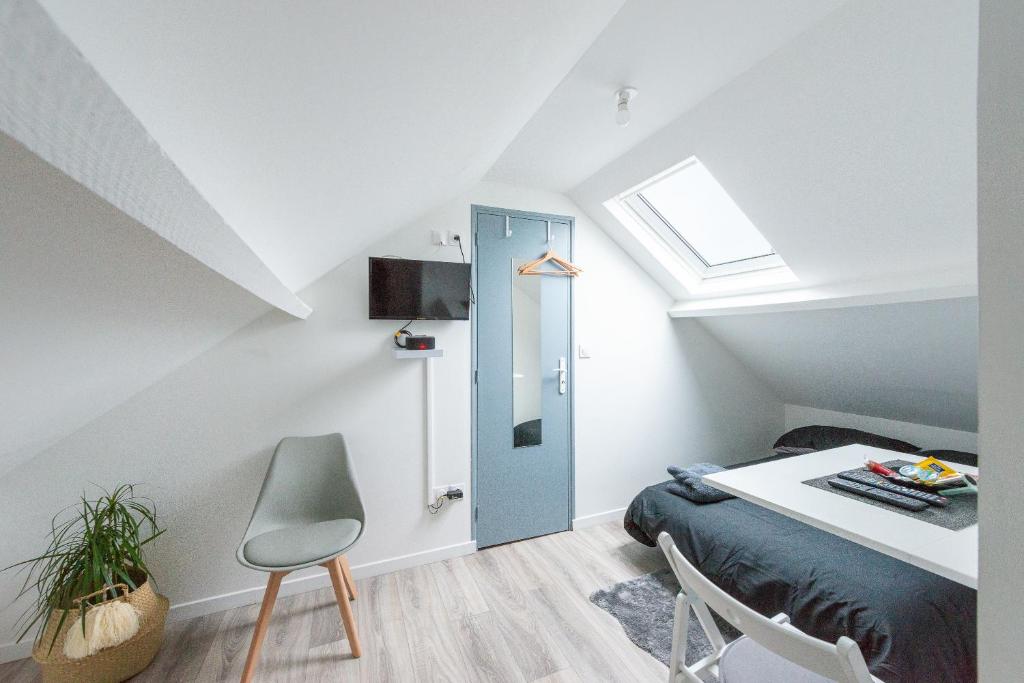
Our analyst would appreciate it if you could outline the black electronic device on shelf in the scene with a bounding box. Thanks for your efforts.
[394,331,436,350]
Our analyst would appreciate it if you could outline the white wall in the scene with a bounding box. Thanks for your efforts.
[0,200,475,663]
[784,405,977,454]
[0,131,270,477]
[0,180,783,659]
[571,190,784,523]
[978,0,1024,679]
[698,298,979,433]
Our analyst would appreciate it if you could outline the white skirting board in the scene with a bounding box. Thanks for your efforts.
[0,540,476,664]
[572,507,627,530]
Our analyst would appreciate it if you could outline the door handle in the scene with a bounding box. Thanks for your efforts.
[552,357,567,395]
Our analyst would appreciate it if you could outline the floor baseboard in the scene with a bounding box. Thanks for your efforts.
[572,507,626,530]
[168,540,477,622]
[0,539,476,664]
[0,642,30,666]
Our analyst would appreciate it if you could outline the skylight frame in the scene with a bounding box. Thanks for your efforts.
[618,158,786,279]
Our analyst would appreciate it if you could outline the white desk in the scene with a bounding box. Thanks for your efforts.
[703,445,978,588]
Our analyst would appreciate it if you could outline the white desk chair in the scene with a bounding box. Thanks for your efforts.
[657,532,883,683]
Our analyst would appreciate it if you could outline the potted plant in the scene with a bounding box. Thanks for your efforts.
[3,484,170,683]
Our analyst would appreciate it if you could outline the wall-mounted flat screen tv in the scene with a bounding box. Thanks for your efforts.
[368,257,471,320]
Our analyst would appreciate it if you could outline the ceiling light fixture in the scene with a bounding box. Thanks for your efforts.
[615,87,638,127]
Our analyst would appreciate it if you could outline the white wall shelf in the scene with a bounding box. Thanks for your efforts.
[392,348,444,359]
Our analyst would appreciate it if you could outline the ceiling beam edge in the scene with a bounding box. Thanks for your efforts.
[668,283,978,318]
[0,0,311,319]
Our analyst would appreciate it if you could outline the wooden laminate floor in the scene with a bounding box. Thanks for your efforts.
[0,521,670,682]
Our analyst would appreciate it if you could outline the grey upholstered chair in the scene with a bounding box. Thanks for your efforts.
[237,433,365,683]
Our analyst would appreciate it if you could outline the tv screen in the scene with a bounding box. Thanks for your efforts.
[368,257,471,320]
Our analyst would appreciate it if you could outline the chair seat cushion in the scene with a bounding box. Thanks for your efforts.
[719,636,834,683]
[243,518,361,569]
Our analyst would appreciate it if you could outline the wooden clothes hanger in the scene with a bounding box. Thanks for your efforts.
[517,250,583,277]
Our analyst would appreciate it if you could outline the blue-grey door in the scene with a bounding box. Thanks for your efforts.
[473,206,573,548]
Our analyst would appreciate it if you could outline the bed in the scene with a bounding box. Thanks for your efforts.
[624,435,977,682]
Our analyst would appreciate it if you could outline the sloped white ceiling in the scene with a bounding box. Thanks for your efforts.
[698,298,979,432]
[566,0,978,307]
[486,0,847,192]
[0,132,271,476]
[36,0,625,291]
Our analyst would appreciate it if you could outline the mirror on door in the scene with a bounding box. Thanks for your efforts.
[512,259,542,448]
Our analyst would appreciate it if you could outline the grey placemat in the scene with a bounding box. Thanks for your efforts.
[802,460,977,531]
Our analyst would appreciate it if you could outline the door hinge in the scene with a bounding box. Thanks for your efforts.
[474,369,478,385]
[474,506,478,522]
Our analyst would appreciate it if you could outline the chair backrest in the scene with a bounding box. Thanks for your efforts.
[239,434,365,549]
[657,532,874,683]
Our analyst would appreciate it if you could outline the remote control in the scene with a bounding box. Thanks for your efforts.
[827,478,929,511]
[839,470,949,507]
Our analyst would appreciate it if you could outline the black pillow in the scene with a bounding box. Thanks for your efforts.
[916,449,978,468]
[773,425,920,454]
[513,419,542,448]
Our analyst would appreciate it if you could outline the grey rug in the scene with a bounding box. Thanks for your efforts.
[802,459,977,531]
[590,569,739,668]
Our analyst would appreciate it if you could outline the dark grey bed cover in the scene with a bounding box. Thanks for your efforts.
[624,481,976,682]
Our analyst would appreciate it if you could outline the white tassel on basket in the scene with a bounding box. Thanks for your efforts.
[62,610,97,660]
[91,600,140,650]
[62,600,141,660]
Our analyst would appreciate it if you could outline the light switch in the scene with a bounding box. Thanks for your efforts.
[578,344,592,359]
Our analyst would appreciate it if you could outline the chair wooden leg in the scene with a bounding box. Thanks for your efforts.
[324,559,362,658]
[337,555,357,600]
[668,592,688,682]
[241,571,286,683]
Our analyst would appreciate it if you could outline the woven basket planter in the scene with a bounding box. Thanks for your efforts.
[31,577,169,683]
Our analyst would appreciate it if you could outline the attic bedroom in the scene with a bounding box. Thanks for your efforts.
[0,1,1018,682]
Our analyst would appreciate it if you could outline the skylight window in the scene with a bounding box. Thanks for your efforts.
[617,158,788,280]
[638,162,773,266]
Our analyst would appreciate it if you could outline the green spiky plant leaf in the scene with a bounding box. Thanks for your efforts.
[2,484,164,654]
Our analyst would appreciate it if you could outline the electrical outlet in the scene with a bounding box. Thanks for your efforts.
[432,483,466,501]
[447,230,462,245]
[430,229,448,246]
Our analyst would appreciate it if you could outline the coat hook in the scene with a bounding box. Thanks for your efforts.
[505,215,511,238]
[546,220,552,243]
